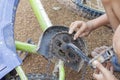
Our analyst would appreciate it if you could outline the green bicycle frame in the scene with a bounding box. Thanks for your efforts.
[15,0,65,80]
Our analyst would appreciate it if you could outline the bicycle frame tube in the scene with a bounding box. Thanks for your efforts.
[59,60,65,80]
[29,0,65,79]
[29,0,52,31]
[15,0,65,80]
[15,66,28,80]
[15,41,37,53]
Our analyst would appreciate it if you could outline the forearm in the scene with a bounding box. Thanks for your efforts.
[87,14,109,30]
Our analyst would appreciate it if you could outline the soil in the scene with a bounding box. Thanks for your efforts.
[14,0,120,80]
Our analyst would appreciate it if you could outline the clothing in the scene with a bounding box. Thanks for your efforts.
[111,55,120,72]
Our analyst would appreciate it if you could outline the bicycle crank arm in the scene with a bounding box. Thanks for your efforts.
[63,43,114,68]
[63,43,90,63]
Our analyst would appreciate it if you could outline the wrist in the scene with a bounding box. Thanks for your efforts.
[86,21,95,31]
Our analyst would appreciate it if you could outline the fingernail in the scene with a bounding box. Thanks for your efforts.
[69,31,72,34]
[69,30,72,34]
[92,60,98,66]
[73,37,76,40]
[74,35,78,40]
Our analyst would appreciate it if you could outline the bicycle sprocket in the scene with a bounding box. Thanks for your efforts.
[49,31,88,71]
[37,26,88,71]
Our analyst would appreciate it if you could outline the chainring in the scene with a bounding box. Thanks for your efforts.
[49,31,88,71]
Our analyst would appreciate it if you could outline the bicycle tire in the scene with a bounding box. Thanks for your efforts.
[57,0,105,19]
[15,73,58,80]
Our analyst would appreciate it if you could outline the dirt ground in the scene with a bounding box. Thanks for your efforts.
[14,0,120,80]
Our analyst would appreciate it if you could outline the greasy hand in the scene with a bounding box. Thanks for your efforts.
[91,46,109,57]
[69,21,93,40]
[91,46,113,73]
[92,61,117,80]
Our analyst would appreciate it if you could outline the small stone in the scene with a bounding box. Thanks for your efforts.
[52,6,61,11]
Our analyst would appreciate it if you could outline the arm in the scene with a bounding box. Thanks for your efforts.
[87,14,109,30]
[113,25,120,63]
[69,14,109,39]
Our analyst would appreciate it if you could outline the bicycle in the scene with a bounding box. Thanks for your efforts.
[56,0,105,19]
[0,0,88,80]
[0,0,62,80]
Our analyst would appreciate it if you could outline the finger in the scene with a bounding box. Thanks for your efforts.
[69,22,82,34]
[91,47,100,57]
[92,60,109,74]
[102,62,107,67]
[74,23,86,40]
[98,46,109,54]
[93,73,103,80]
[100,46,108,50]
[110,66,113,74]
[109,63,113,74]
[69,22,75,34]
[93,47,102,54]
[106,61,111,70]
[91,52,98,57]
[93,46,108,54]
[79,31,89,37]
[94,68,100,74]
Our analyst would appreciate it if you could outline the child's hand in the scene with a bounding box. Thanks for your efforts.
[92,61,117,80]
[91,46,113,74]
[69,21,93,40]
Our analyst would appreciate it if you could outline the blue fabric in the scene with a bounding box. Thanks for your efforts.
[0,0,22,79]
[75,0,82,4]
[0,77,5,80]
[111,55,120,72]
